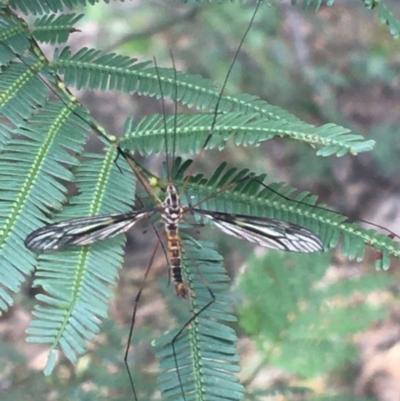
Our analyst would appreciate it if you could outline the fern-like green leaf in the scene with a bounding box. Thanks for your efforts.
[364,0,400,39]
[33,13,84,44]
[52,45,372,157]
[0,12,31,64]
[293,0,400,40]
[0,99,90,312]
[9,0,102,15]
[120,113,374,157]
[154,238,243,401]
[54,46,153,91]
[10,0,242,16]
[26,149,135,373]
[0,57,50,126]
[1,7,371,159]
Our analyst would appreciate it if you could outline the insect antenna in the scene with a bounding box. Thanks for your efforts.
[248,176,400,240]
[153,54,175,183]
[181,0,262,184]
[170,51,179,184]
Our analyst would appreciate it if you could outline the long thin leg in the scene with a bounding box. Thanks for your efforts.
[124,239,161,401]
[181,0,262,188]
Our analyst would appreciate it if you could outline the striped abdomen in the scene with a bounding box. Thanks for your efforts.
[162,184,186,298]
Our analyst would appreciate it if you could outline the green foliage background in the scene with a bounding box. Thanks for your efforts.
[1,0,400,400]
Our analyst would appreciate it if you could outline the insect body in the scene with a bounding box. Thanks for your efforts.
[161,184,186,298]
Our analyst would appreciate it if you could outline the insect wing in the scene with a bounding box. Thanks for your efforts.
[193,209,324,253]
[25,210,158,251]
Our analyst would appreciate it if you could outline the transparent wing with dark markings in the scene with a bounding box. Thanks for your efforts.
[25,209,160,251]
[192,208,324,253]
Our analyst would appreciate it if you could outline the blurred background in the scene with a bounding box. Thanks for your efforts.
[2,1,400,400]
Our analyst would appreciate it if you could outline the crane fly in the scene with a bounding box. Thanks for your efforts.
[3,2,400,401]
[15,2,324,400]
[23,4,324,302]
[8,2,400,401]
[24,34,324,299]
[24,178,324,297]
[21,4,324,397]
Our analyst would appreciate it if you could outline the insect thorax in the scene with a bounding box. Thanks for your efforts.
[161,184,184,227]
